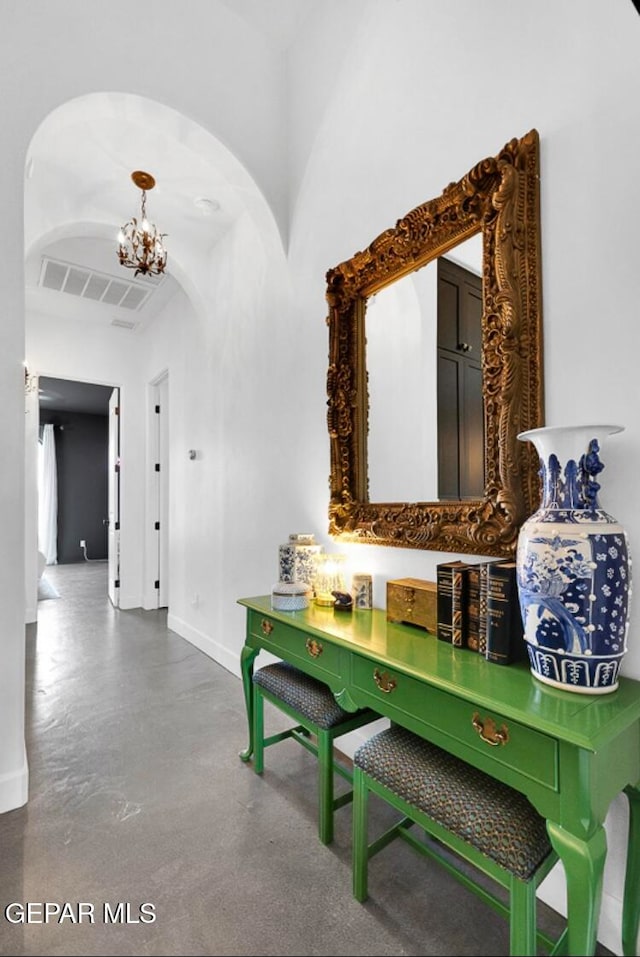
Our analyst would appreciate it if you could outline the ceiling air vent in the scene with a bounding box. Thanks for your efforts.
[39,257,159,311]
[111,318,137,330]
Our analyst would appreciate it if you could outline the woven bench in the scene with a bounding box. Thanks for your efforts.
[353,725,564,956]
[252,661,378,845]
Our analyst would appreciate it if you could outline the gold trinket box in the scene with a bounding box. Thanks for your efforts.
[386,578,437,634]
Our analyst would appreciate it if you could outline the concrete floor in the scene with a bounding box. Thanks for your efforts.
[0,563,610,956]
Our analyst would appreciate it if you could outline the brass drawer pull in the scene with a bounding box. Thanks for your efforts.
[472,712,509,747]
[373,669,397,694]
[306,638,323,658]
[260,619,274,636]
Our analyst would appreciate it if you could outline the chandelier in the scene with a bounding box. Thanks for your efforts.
[117,171,167,277]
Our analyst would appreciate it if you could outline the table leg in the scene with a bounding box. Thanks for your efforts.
[239,644,259,762]
[547,820,606,957]
[623,785,640,957]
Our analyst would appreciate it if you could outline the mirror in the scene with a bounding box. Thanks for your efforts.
[366,233,483,502]
[325,130,543,558]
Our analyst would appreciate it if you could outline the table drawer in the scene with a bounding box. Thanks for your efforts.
[248,611,341,680]
[351,655,558,791]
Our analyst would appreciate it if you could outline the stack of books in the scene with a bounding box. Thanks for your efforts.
[436,559,526,665]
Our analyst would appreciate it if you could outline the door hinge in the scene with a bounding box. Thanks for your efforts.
[154,521,160,530]
[154,580,160,589]
[115,521,120,531]
[114,579,120,588]
[155,463,160,472]
[155,405,160,414]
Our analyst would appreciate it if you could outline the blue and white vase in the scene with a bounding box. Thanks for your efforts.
[516,425,632,694]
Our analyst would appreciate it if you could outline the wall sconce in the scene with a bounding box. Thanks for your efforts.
[313,554,346,606]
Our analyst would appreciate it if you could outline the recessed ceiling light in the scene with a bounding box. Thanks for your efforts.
[194,197,221,214]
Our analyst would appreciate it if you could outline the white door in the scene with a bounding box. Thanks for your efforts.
[150,374,169,609]
[108,388,120,607]
[157,375,169,608]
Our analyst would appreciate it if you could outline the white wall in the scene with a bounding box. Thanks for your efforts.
[0,0,289,814]
[137,211,296,671]
[287,0,640,663]
[286,2,640,952]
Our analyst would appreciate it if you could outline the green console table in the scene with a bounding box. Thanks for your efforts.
[238,596,640,956]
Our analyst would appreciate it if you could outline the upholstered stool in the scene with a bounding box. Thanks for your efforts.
[353,725,563,956]
[252,661,378,845]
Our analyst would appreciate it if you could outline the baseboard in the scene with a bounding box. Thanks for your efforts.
[167,614,240,678]
[597,887,624,956]
[0,748,28,814]
[538,861,622,956]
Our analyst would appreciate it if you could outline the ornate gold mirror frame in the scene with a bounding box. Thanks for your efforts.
[325,129,543,558]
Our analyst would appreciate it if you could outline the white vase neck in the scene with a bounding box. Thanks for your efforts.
[518,425,623,465]
[518,425,624,511]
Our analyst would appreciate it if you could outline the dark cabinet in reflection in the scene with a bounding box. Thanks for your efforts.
[437,257,484,499]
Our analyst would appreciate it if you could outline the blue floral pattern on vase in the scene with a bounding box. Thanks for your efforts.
[516,426,631,694]
[278,535,323,588]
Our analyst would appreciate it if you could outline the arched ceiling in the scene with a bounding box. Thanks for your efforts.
[24,91,283,333]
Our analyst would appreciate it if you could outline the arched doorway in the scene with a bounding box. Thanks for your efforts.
[24,92,287,619]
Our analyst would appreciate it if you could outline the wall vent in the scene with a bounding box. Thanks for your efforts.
[39,256,160,312]
[111,318,137,330]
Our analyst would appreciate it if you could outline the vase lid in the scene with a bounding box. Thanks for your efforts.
[272,581,311,596]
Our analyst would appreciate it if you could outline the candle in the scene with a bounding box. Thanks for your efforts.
[313,554,346,606]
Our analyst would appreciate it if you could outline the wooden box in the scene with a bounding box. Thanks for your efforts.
[386,578,438,634]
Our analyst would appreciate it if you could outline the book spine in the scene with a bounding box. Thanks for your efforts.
[477,563,489,655]
[485,563,525,665]
[466,565,480,652]
[436,564,455,643]
[451,564,469,647]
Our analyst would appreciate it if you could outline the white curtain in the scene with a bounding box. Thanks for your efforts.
[38,424,58,565]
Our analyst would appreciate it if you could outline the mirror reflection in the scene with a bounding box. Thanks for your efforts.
[366,233,483,502]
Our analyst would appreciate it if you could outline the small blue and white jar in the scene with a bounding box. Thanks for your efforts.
[278,534,323,588]
[516,425,632,694]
